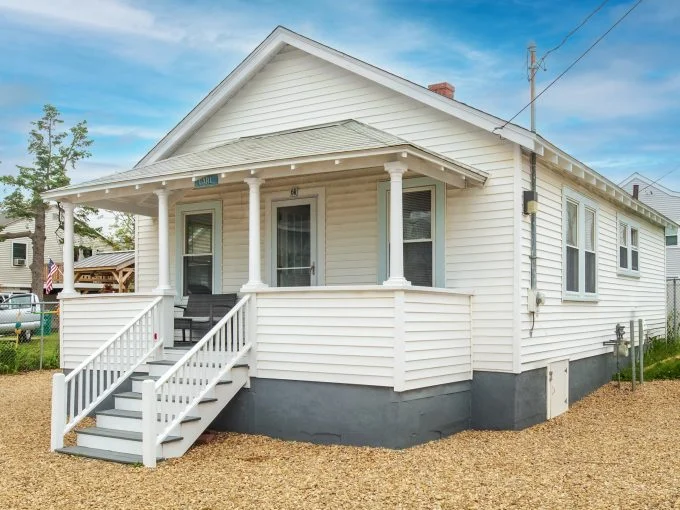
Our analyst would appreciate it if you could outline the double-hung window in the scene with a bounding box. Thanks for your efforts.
[11,242,27,266]
[618,215,640,277]
[563,188,598,300]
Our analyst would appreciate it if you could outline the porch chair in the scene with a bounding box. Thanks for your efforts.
[174,293,238,343]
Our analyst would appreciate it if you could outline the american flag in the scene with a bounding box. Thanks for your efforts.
[45,258,58,294]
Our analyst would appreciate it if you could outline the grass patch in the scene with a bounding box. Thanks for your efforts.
[618,337,680,381]
[0,333,59,373]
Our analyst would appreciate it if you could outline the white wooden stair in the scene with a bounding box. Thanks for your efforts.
[57,349,249,464]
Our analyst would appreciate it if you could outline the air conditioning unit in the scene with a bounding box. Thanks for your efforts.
[13,258,26,266]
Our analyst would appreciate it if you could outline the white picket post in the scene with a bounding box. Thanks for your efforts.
[141,379,157,468]
[50,372,66,451]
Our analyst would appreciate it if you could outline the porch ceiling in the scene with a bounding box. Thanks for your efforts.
[43,120,488,214]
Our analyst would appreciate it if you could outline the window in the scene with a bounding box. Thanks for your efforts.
[618,216,640,277]
[12,242,27,266]
[563,189,598,300]
[666,235,678,246]
[378,178,445,287]
[175,201,222,298]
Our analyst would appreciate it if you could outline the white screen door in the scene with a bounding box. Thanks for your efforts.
[271,197,317,287]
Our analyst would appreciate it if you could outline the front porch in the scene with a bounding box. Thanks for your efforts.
[46,120,484,464]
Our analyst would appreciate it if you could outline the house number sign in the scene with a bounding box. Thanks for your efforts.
[194,174,219,189]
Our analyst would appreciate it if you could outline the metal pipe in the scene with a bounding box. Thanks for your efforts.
[529,43,538,294]
[639,318,644,385]
[630,319,636,391]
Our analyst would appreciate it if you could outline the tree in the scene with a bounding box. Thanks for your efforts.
[0,104,94,300]
[109,212,135,250]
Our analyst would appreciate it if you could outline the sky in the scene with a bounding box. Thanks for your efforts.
[0,0,679,204]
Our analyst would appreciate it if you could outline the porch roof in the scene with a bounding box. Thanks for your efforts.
[73,251,135,271]
[44,120,488,203]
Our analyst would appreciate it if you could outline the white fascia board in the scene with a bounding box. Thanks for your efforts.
[537,140,678,230]
[136,27,537,167]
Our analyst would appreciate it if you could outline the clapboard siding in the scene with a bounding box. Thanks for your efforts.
[60,294,157,369]
[0,206,109,290]
[403,290,472,390]
[520,156,667,369]
[255,290,396,386]
[137,44,517,372]
[621,177,680,277]
[135,216,158,292]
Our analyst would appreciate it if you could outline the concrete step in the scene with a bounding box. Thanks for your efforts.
[75,427,182,456]
[56,446,159,465]
[96,408,200,432]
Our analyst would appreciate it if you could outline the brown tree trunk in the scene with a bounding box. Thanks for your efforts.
[30,203,46,301]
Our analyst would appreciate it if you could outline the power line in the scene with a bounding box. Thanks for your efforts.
[639,163,680,193]
[532,0,610,77]
[495,0,644,133]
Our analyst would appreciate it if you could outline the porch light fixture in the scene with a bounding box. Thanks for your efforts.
[249,170,255,175]
[221,173,226,178]
[191,176,196,182]
[135,184,141,190]
[523,190,539,215]
[335,159,340,165]
[291,164,296,170]
[401,151,407,158]
[105,189,110,194]
[162,180,167,186]
[77,193,81,198]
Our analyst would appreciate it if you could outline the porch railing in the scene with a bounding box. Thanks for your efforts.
[50,296,164,450]
[144,294,251,465]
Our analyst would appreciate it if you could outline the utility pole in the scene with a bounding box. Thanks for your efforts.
[529,42,538,293]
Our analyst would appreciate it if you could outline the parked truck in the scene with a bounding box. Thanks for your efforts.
[0,293,41,342]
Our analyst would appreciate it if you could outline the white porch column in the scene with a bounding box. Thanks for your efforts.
[383,161,411,287]
[154,189,171,292]
[241,177,268,291]
[60,201,77,296]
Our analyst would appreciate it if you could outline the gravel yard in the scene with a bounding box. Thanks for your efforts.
[1,371,680,510]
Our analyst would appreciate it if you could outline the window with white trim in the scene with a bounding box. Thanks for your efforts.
[183,212,214,295]
[563,188,598,300]
[618,215,640,277]
[11,242,27,266]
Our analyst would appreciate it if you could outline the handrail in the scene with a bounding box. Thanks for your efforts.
[57,295,164,436]
[65,296,162,383]
[153,294,251,444]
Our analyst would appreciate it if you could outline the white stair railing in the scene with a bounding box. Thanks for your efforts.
[144,294,251,466]
[51,296,164,451]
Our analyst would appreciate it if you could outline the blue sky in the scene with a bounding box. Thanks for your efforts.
[1,0,679,193]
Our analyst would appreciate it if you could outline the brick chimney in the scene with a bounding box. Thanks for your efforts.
[428,82,455,99]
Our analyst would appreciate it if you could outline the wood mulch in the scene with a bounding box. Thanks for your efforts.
[1,371,680,509]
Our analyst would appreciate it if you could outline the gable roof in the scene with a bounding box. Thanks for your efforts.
[46,120,488,194]
[620,172,680,198]
[74,251,134,271]
[136,26,538,167]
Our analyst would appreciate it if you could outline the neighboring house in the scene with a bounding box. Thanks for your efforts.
[0,205,113,294]
[620,172,680,277]
[44,27,674,466]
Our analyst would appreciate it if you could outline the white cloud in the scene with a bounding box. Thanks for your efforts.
[88,124,165,140]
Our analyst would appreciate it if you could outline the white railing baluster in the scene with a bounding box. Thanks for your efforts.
[57,296,164,438]
[153,295,252,446]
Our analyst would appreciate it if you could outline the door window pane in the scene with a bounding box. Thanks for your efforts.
[183,212,213,295]
[276,204,312,287]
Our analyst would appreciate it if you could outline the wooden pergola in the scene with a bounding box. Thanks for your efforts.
[73,251,135,293]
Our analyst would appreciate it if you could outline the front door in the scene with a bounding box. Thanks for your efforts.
[271,197,317,287]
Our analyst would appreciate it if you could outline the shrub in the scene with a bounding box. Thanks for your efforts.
[0,342,17,374]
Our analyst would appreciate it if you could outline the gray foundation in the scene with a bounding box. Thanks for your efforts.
[211,378,471,448]
[472,352,618,431]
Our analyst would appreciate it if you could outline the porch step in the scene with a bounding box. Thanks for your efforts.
[76,426,183,444]
[97,408,201,423]
[56,446,158,465]
[147,359,248,368]
[115,391,220,403]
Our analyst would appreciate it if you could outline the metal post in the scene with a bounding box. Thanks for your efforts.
[674,278,678,337]
[638,318,644,385]
[141,379,157,468]
[630,320,636,392]
[39,302,44,370]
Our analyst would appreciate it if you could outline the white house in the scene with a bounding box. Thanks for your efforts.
[620,172,680,277]
[0,205,112,294]
[43,27,674,467]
